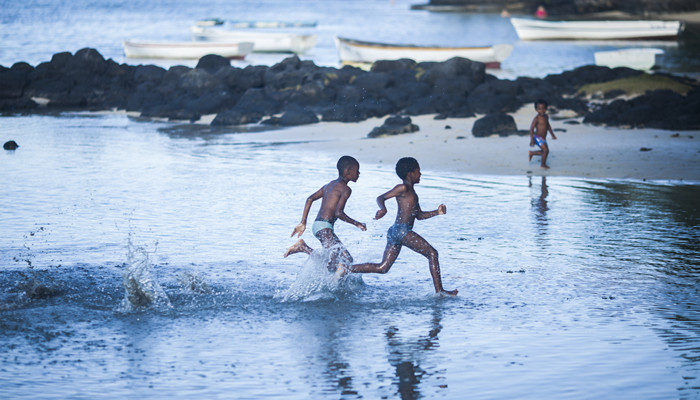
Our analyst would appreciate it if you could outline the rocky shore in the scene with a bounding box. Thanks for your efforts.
[412,0,700,17]
[1,48,699,131]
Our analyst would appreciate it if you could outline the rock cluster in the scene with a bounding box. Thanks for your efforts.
[1,48,698,131]
[419,0,700,15]
[584,88,700,130]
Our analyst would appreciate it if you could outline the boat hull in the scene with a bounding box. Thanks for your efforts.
[510,18,682,40]
[334,37,513,68]
[122,40,253,59]
[594,48,664,70]
[190,26,317,53]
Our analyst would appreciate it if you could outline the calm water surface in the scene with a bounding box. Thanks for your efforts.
[0,113,699,399]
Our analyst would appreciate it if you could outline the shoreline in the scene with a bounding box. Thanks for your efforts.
[225,106,700,182]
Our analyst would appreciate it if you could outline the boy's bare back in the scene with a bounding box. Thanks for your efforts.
[316,179,351,221]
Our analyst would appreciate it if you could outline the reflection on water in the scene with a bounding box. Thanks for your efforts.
[0,113,699,399]
[530,175,549,239]
[386,308,444,400]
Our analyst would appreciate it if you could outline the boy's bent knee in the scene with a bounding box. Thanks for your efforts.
[424,247,438,259]
[377,262,393,274]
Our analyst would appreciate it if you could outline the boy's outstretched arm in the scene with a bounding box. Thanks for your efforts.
[529,117,537,146]
[334,187,367,231]
[417,204,446,220]
[291,187,323,237]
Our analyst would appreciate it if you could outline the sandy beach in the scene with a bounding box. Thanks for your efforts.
[226,106,700,182]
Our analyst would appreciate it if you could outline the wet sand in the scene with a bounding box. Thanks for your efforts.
[226,106,700,182]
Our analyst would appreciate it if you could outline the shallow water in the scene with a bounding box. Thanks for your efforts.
[1,113,699,399]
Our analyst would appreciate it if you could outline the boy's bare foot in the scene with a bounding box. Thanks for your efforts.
[283,239,311,257]
[438,289,458,296]
[540,164,550,170]
[528,151,533,161]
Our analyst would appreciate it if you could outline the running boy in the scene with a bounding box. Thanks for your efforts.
[349,157,458,296]
[284,156,366,272]
[528,99,557,169]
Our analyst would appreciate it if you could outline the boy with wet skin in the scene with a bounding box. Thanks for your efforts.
[284,155,366,272]
[350,157,458,295]
[528,99,557,169]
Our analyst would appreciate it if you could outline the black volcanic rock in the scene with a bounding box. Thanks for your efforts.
[3,140,19,150]
[368,115,419,138]
[472,113,519,137]
[1,49,698,130]
[417,0,700,16]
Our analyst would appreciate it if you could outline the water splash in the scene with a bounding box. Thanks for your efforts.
[117,237,171,312]
[275,248,364,302]
[12,226,62,300]
[178,271,212,294]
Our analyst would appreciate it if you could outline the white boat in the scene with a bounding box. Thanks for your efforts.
[335,36,513,68]
[510,17,682,40]
[190,26,317,53]
[594,48,664,70]
[196,19,317,28]
[122,40,254,59]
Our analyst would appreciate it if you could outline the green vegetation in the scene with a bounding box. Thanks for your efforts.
[577,73,695,97]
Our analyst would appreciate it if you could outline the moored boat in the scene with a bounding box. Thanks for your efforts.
[510,18,683,40]
[122,40,254,59]
[196,19,317,28]
[190,26,317,53]
[510,17,682,40]
[594,48,664,70]
[334,36,513,68]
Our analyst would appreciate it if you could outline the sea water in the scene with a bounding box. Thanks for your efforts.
[1,1,700,398]
[1,0,699,78]
[0,113,699,399]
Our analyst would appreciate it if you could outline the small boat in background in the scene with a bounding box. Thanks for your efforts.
[196,18,225,26]
[196,19,317,28]
[335,36,513,68]
[510,17,682,40]
[594,48,664,70]
[122,40,254,59]
[190,26,317,53]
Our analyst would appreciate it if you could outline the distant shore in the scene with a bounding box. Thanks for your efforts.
[222,106,700,182]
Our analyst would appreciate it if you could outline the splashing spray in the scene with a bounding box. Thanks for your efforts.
[118,235,171,312]
[275,246,364,302]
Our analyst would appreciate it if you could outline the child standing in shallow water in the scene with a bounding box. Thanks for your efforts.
[349,157,458,296]
[284,156,366,273]
[529,99,557,169]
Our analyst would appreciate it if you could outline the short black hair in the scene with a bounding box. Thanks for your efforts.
[337,155,359,174]
[535,99,548,108]
[395,157,419,179]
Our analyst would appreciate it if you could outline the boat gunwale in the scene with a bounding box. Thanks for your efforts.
[123,40,252,49]
[509,17,682,28]
[190,26,317,40]
[336,36,495,51]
